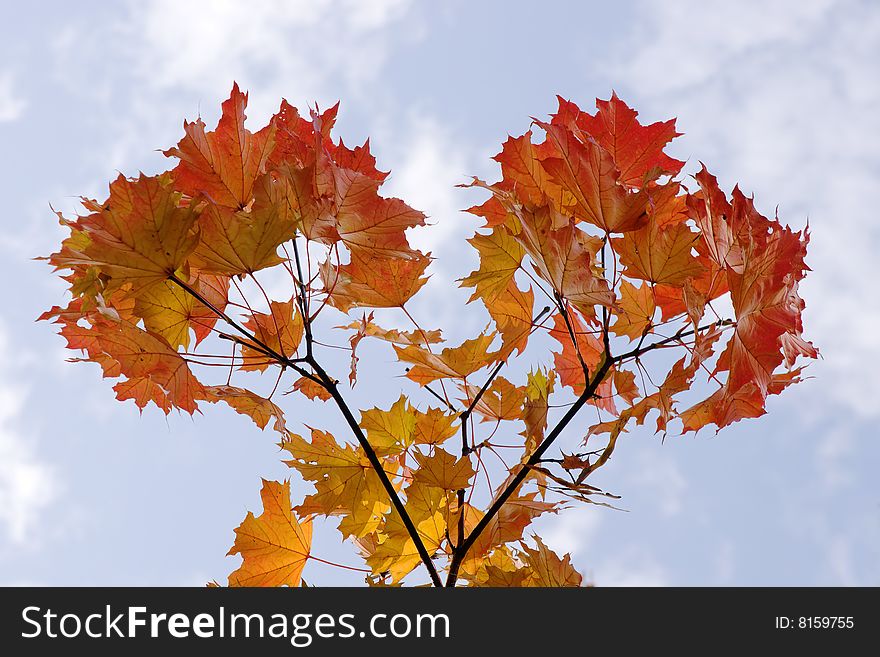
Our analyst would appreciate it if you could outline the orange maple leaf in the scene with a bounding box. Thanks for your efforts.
[165,83,276,209]
[228,479,312,587]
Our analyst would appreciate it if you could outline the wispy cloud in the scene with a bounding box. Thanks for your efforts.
[0,71,26,122]
[0,323,56,544]
[594,546,670,587]
[127,0,415,112]
[626,450,687,518]
[611,0,880,417]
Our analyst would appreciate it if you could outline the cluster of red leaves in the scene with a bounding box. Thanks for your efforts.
[41,85,816,588]
[464,93,817,440]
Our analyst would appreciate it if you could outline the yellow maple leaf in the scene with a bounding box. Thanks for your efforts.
[227,479,312,587]
[610,279,656,340]
[395,333,497,385]
[360,394,417,456]
[282,429,392,538]
[412,448,475,491]
[366,480,449,582]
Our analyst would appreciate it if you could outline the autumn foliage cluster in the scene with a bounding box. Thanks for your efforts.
[41,84,816,587]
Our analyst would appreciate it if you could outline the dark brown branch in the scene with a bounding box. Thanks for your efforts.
[456,420,468,550]
[307,357,444,588]
[613,319,734,365]
[290,237,313,359]
[462,304,551,427]
[555,293,589,379]
[445,356,613,586]
[169,274,299,369]
[454,304,551,552]
[284,238,443,587]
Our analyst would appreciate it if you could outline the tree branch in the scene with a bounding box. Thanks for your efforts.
[290,237,313,360]
[284,238,444,587]
[169,273,302,372]
[307,357,444,587]
[445,356,613,586]
[555,292,589,379]
[613,319,734,364]
[462,304,551,429]
[171,269,444,584]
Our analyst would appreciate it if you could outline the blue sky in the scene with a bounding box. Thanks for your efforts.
[1,0,878,586]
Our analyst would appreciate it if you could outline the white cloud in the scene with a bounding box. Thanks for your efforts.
[537,505,603,557]
[127,0,415,116]
[627,449,687,517]
[827,535,856,585]
[0,323,56,543]
[613,0,880,417]
[594,546,670,587]
[620,1,835,95]
[0,71,26,122]
[815,423,857,489]
[384,115,470,258]
[714,540,735,584]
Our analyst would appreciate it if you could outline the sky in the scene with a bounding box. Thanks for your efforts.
[0,0,878,586]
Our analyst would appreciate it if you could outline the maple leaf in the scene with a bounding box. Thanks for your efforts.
[537,119,650,233]
[59,315,204,414]
[556,93,684,187]
[269,99,336,165]
[227,479,312,587]
[412,448,476,491]
[204,385,288,437]
[514,204,614,317]
[460,376,526,423]
[492,131,560,205]
[518,536,582,587]
[613,369,640,405]
[165,83,276,209]
[321,250,431,313]
[521,368,556,456]
[269,99,384,183]
[331,166,426,258]
[485,281,535,359]
[464,190,516,229]
[291,376,331,402]
[395,333,497,385]
[681,369,804,433]
[614,210,706,286]
[688,166,744,271]
[54,173,199,292]
[134,272,229,350]
[692,170,816,401]
[360,395,417,456]
[282,429,391,538]
[610,280,656,340]
[188,173,300,276]
[413,407,459,446]
[459,225,525,303]
[240,297,304,371]
[366,480,448,582]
